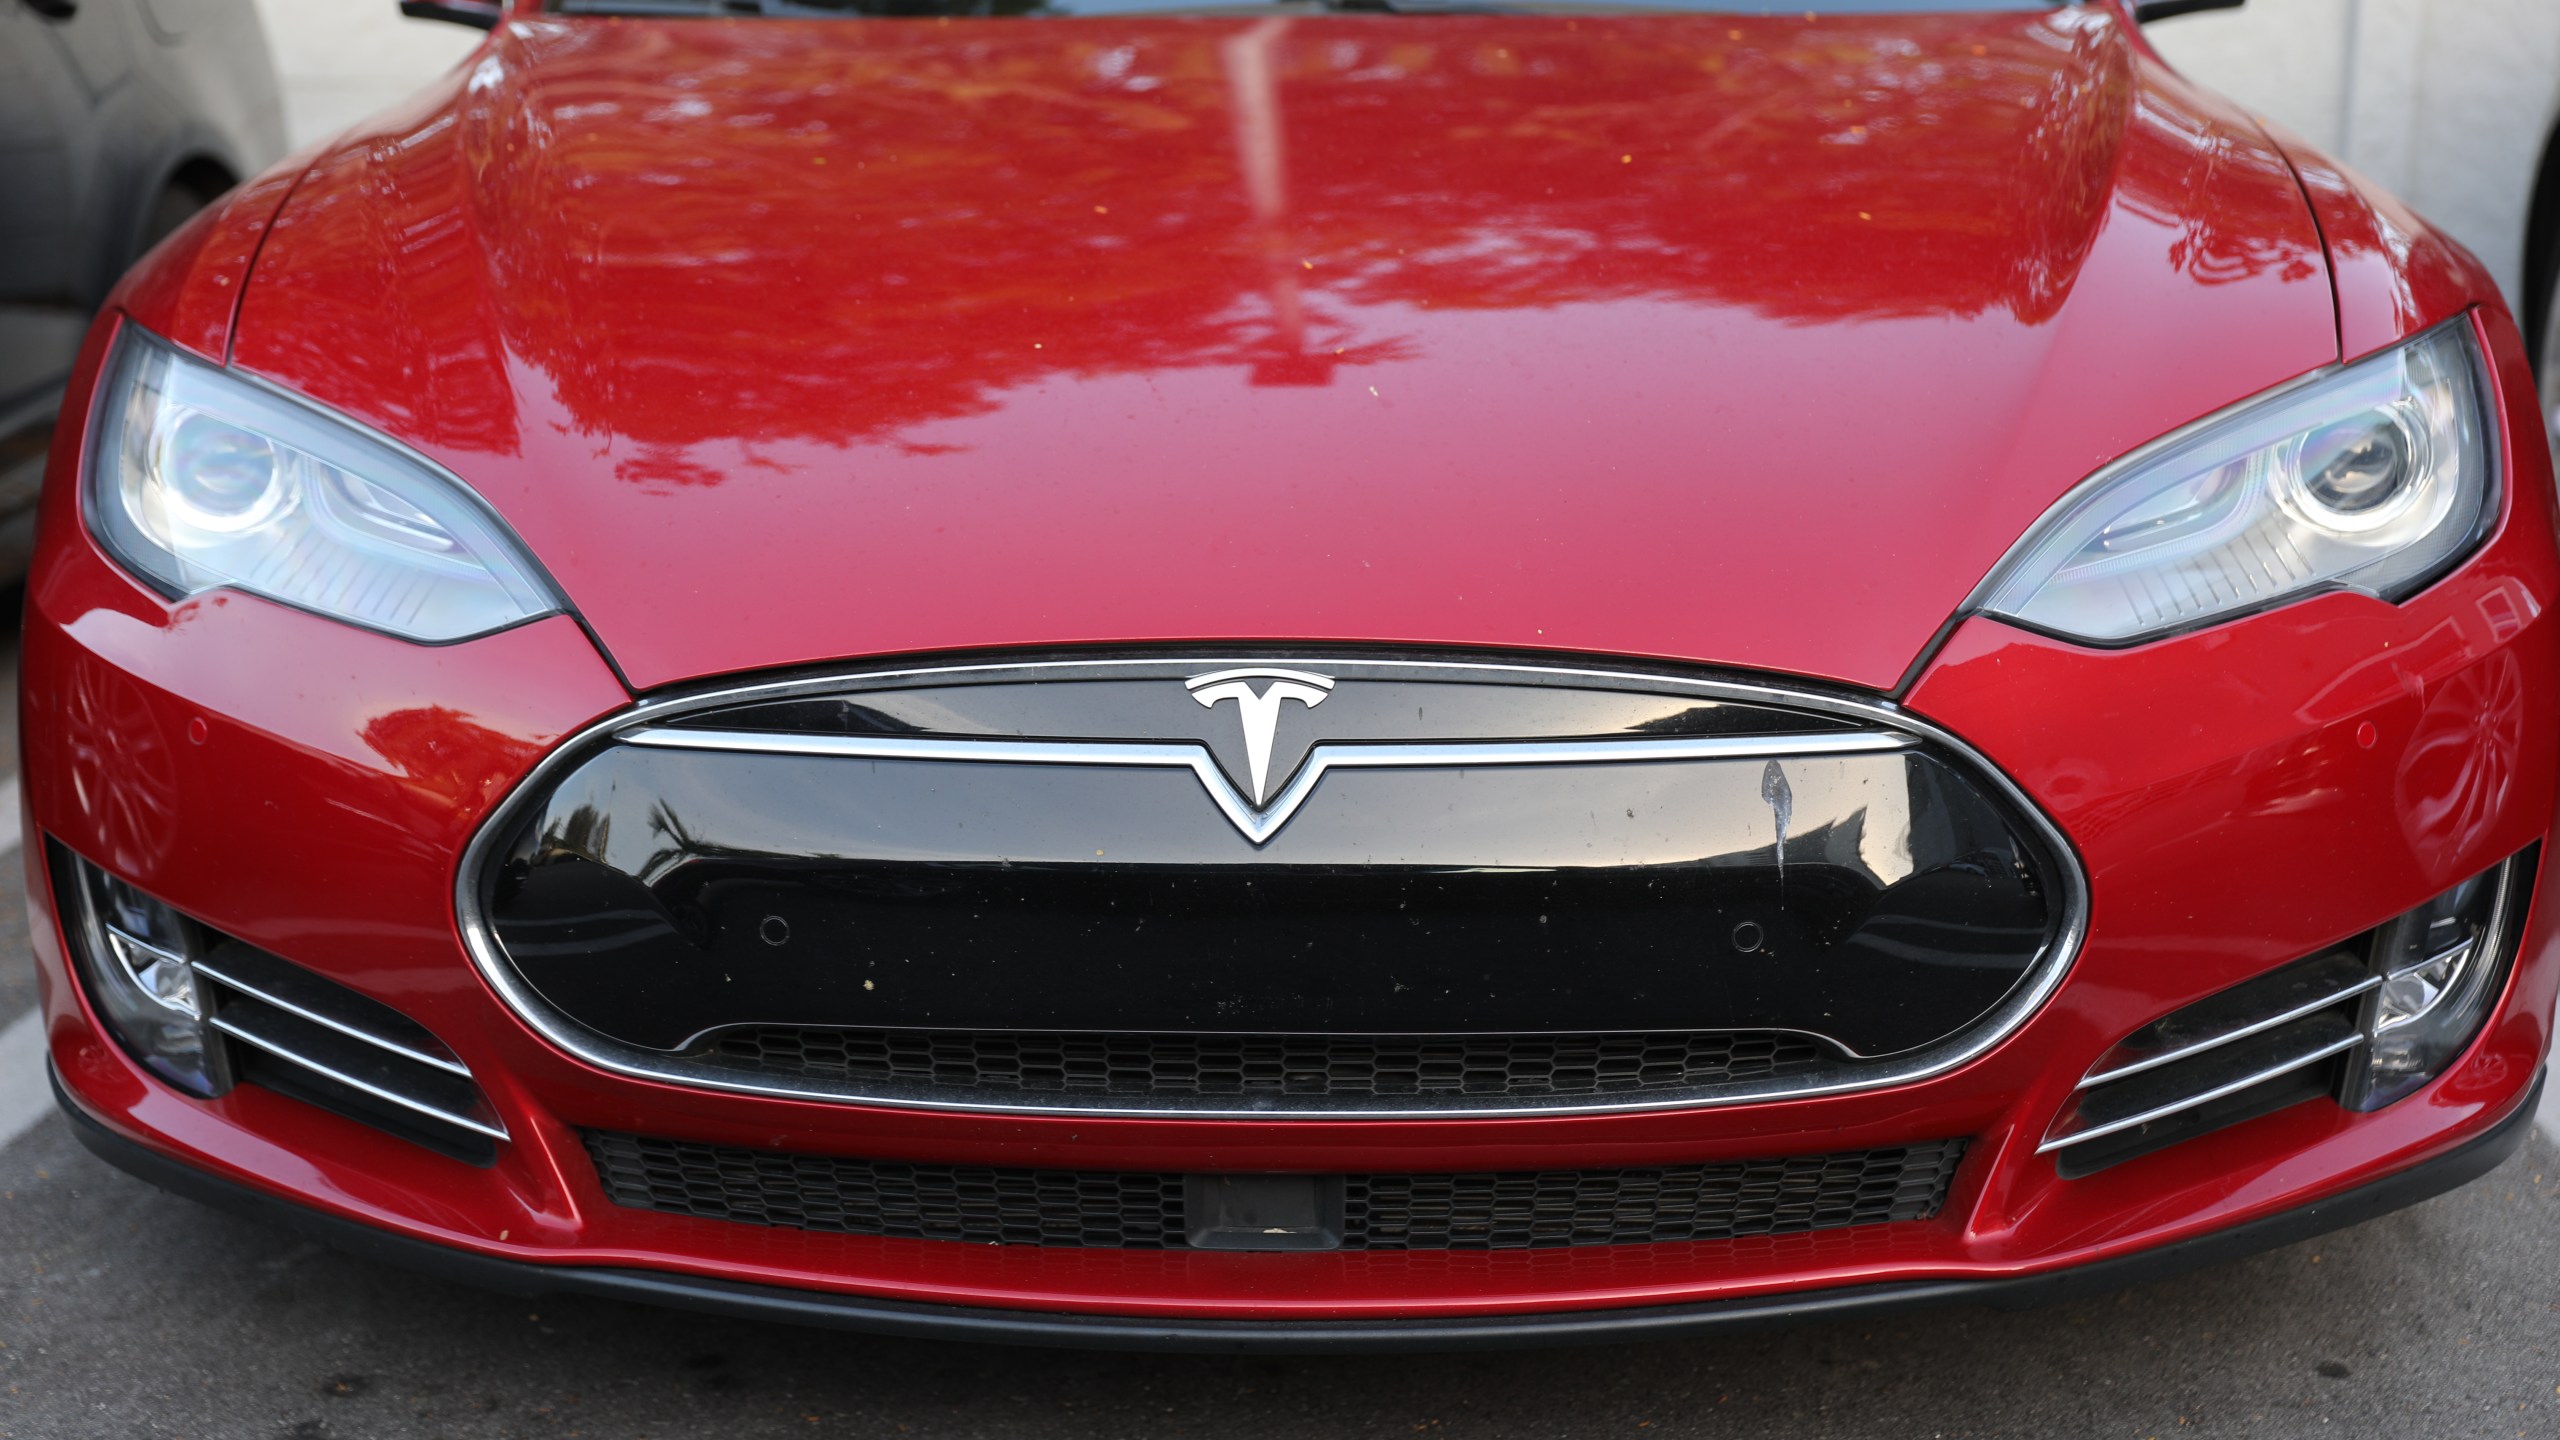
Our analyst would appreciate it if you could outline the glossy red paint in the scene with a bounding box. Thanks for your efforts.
[108,145,322,367]
[2260,128,2492,367]
[23,1,2560,1331]
[225,3,2335,693]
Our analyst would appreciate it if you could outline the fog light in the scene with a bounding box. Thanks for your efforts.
[51,845,230,1098]
[2342,854,2525,1112]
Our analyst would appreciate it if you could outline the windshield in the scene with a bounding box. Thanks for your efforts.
[549,0,2062,16]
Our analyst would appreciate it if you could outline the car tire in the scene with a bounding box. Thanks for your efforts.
[0,175,232,588]
[2539,240,2560,467]
[139,175,223,256]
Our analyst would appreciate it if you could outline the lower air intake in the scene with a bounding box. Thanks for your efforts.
[197,942,509,1166]
[49,842,507,1166]
[2044,850,2532,1176]
[582,1131,1968,1251]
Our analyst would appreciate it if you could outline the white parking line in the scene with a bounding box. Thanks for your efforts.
[0,776,45,1150]
[2539,1070,2560,1149]
[0,1008,47,1149]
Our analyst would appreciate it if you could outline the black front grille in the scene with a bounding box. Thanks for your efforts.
[483,658,2073,1123]
[695,1026,1837,1100]
[583,1132,1968,1251]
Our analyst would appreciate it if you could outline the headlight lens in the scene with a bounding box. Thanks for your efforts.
[85,328,561,643]
[1976,319,2496,645]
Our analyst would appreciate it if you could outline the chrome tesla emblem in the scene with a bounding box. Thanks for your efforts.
[1185,667,1334,807]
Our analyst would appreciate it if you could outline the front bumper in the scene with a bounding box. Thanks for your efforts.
[52,1062,2548,1351]
[27,580,2558,1326]
[22,306,2560,1339]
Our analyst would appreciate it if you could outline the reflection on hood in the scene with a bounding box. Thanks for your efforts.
[232,5,2337,690]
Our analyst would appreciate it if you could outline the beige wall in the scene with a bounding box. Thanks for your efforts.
[247,0,480,150]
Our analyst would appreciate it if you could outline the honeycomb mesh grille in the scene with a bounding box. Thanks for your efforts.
[694,1026,1837,1100]
[1342,1147,1966,1250]
[583,1132,1967,1251]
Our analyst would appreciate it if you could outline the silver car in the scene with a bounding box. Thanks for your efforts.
[0,0,284,577]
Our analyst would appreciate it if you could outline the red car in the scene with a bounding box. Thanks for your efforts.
[24,0,2556,1347]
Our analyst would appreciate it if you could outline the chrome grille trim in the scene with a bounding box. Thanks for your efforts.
[192,952,474,1079]
[2074,972,2381,1090]
[2039,1029,2363,1154]
[191,942,509,1153]
[621,726,1913,848]
[456,655,2090,1119]
[209,1007,510,1143]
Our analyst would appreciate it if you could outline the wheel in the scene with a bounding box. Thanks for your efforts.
[2540,241,2560,469]
[138,176,219,254]
[132,163,239,269]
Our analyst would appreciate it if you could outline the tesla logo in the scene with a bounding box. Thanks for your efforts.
[1186,667,1333,806]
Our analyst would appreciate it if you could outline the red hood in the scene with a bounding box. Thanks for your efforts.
[227,6,2336,692]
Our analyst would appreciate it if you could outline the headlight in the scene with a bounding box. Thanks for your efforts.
[1974,318,2496,645]
[85,328,561,643]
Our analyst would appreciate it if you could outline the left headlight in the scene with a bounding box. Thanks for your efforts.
[84,327,561,643]
[1974,318,2497,646]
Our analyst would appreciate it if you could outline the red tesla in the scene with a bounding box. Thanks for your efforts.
[23,0,2556,1347]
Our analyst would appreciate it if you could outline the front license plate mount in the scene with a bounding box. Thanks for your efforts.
[1184,1174,1346,1251]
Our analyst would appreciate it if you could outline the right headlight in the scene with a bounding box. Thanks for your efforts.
[1974,318,2497,646]
[83,327,561,644]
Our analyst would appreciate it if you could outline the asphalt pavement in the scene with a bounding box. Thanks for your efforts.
[0,623,2554,1439]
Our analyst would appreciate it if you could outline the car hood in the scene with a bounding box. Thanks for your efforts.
[230,6,2337,693]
